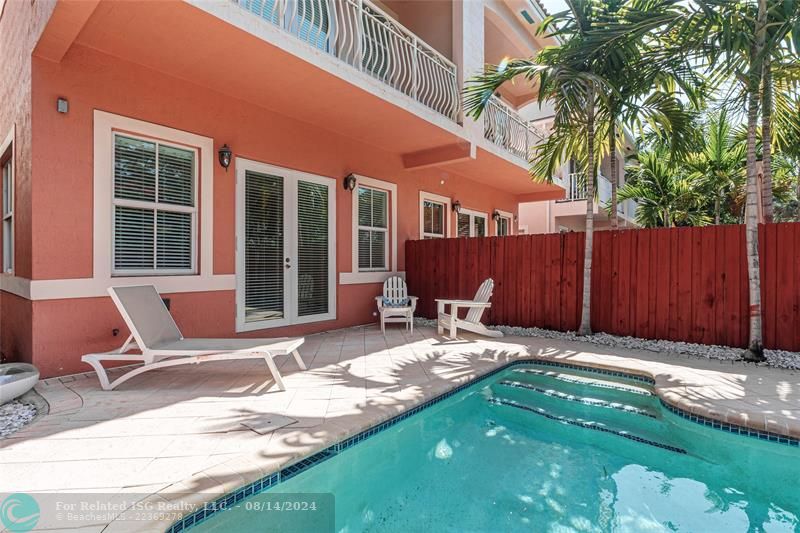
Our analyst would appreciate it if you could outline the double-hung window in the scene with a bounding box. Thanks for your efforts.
[422,200,446,239]
[112,133,197,275]
[457,209,487,238]
[357,185,388,271]
[2,148,12,273]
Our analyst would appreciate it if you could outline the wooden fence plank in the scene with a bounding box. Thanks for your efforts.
[405,223,798,350]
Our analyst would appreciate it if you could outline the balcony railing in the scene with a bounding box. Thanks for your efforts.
[483,97,545,160]
[234,0,459,121]
[561,172,612,203]
[560,172,640,220]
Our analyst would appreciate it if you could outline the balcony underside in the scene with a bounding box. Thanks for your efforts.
[36,0,562,200]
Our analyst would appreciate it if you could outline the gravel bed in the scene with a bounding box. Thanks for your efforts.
[0,400,37,438]
[414,318,800,370]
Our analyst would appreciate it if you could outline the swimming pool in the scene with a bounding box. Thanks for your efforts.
[183,361,800,532]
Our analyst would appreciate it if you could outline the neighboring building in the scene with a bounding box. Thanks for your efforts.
[0,0,564,377]
[518,134,640,234]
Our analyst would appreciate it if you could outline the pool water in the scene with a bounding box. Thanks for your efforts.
[194,363,800,532]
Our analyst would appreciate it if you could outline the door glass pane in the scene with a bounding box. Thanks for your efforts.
[474,217,486,237]
[245,171,284,323]
[297,180,329,317]
[457,213,470,237]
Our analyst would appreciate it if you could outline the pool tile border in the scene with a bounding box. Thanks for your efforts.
[167,358,799,532]
[660,399,800,447]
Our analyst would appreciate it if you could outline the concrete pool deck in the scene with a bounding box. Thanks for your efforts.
[2,325,799,532]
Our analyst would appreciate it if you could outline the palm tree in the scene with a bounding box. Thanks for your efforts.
[679,0,768,360]
[465,0,609,336]
[465,0,694,336]
[683,110,747,224]
[618,148,711,228]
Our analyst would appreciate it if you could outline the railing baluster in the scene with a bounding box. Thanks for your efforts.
[231,0,456,120]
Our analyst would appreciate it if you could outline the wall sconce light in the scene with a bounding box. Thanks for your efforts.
[343,173,357,191]
[218,144,232,171]
[452,200,462,213]
[492,210,501,222]
[514,214,519,222]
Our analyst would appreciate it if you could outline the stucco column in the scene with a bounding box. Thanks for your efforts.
[452,0,484,141]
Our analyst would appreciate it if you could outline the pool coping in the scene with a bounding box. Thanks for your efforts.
[161,356,800,533]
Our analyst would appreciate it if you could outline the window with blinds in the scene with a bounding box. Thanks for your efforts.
[422,200,445,239]
[112,134,196,275]
[297,180,329,316]
[357,185,388,271]
[2,151,12,273]
[244,171,285,323]
[457,211,487,238]
[457,213,470,238]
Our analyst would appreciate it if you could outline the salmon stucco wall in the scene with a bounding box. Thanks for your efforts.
[24,43,520,377]
[0,0,57,365]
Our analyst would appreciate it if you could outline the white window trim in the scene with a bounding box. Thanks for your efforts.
[341,174,398,285]
[235,158,337,332]
[93,110,222,294]
[457,208,488,238]
[356,185,390,272]
[494,209,514,236]
[111,132,199,276]
[418,191,452,239]
[1,126,13,275]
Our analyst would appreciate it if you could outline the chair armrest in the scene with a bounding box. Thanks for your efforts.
[375,296,384,310]
[434,299,491,308]
[408,296,418,313]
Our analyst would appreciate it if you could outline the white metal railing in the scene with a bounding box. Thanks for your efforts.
[483,96,545,160]
[559,172,639,220]
[560,172,612,204]
[234,0,460,121]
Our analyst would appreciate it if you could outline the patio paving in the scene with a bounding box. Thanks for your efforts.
[2,324,800,532]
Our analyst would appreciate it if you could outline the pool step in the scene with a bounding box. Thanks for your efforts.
[487,395,686,455]
[512,367,654,396]
[496,379,658,419]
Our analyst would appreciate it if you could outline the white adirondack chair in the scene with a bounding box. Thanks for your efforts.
[436,278,503,339]
[375,276,418,335]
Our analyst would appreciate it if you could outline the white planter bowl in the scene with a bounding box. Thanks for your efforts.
[0,363,40,404]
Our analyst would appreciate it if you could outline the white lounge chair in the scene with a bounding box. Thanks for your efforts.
[81,286,306,391]
[436,278,503,339]
[375,276,418,335]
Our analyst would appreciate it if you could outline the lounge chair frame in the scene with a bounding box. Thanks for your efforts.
[81,286,306,391]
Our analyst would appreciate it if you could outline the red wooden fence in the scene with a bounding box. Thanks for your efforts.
[405,223,800,351]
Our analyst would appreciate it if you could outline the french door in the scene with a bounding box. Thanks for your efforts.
[236,159,336,331]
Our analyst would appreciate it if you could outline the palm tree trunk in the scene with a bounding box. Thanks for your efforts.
[609,119,618,229]
[743,2,766,361]
[714,195,720,225]
[761,56,774,223]
[578,84,595,336]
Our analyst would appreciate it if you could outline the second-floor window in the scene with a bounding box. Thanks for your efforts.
[357,185,388,271]
[112,133,197,275]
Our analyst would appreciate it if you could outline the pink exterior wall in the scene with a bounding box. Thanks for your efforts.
[0,0,56,365]
[382,0,454,60]
[24,44,520,377]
